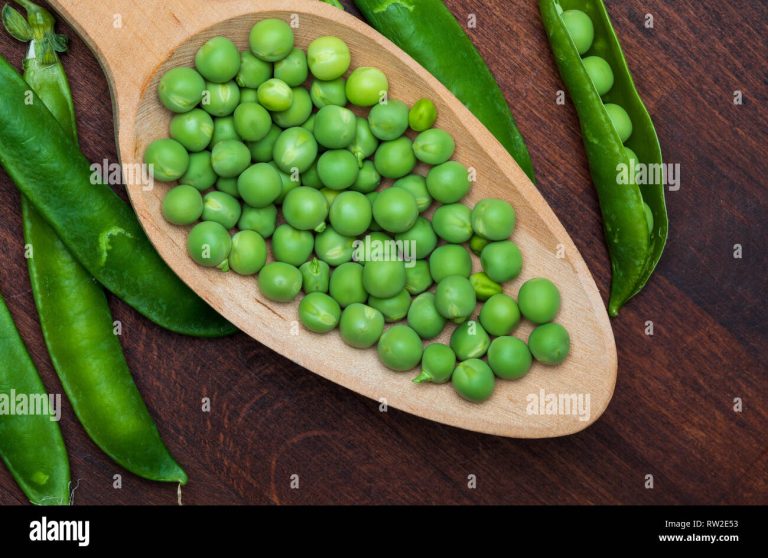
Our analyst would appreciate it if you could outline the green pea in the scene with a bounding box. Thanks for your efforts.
[170,108,213,152]
[368,289,412,323]
[187,221,231,267]
[329,191,372,237]
[229,230,267,275]
[643,202,654,233]
[273,127,318,173]
[238,204,277,238]
[518,278,561,324]
[211,116,239,146]
[408,98,437,132]
[310,78,347,108]
[451,359,495,403]
[145,138,189,182]
[394,217,437,260]
[368,99,409,141]
[257,78,293,112]
[195,36,240,83]
[307,36,351,80]
[162,185,203,225]
[321,187,340,206]
[314,105,357,149]
[329,262,366,307]
[233,102,271,141]
[413,128,455,165]
[480,241,523,283]
[274,47,308,86]
[210,139,249,178]
[248,124,281,162]
[258,262,303,302]
[407,292,446,339]
[429,244,472,282]
[348,117,379,166]
[412,343,455,385]
[363,260,406,299]
[374,137,416,179]
[604,103,633,142]
[435,275,476,323]
[450,320,490,361]
[202,81,240,116]
[300,258,330,294]
[487,337,532,380]
[469,234,490,256]
[528,323,570,365]
[202,191,241,229]
[426,161,470,203]
[249,18,294,62]
[366,193,383,231]
[470,272,502,302]
[315,227,355,266]
[272,164,300,204]
[471,198,516,240]
[432,203,472,243]
[392,174,432,213]
[299,292,341,334]
[372,187,419,233]
[236,163,282,207]
[377,325,423,371]
[479,293,520,336]
[317,149,360,190]
[345,67,388,107]
[405,260,433,295]
[236,50,272,89]
[583,55,614,96]
[271,224,314,267]
[339,303,385,349]
[272,87,313,128]
[180,150,216,190]
[561,9,594,55]
[302,114,316,134]
[215,177,238,198]
[240,88,259,104]
[280,186,327,232]
[158,67,205,113]
[351,160,381,193]
[301,161,322,188]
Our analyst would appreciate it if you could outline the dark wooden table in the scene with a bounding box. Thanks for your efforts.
[0,0,765,505]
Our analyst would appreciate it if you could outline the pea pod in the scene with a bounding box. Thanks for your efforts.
[5,0,187,484]
[0,294,70,505]
[0,53,235,337]
[353,0,536,182]
[539,0,668,316]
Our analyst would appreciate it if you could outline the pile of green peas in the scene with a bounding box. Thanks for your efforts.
[146,18,571,404]
[559,7,651,230]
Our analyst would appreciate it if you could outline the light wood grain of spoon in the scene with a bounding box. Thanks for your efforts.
[46,0,616,438]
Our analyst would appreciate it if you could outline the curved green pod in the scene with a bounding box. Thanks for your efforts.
[0,53,234,337]
[353,0,536,182]
[540,0,668,316]
[0,295,70,505]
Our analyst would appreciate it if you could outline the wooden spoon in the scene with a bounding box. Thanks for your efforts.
[47,0,616,438]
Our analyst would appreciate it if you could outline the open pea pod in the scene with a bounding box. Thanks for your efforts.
[540,0,668,316]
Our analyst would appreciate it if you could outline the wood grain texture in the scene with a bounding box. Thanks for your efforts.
[0,0,766,503]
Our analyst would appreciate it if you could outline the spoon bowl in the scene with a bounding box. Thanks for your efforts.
[48,0,616,437]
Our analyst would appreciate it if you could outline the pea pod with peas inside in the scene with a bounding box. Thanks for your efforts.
[540,0,668,316]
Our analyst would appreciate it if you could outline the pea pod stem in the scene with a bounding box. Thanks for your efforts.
[7,0,187,484]
[539,0,668,316]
